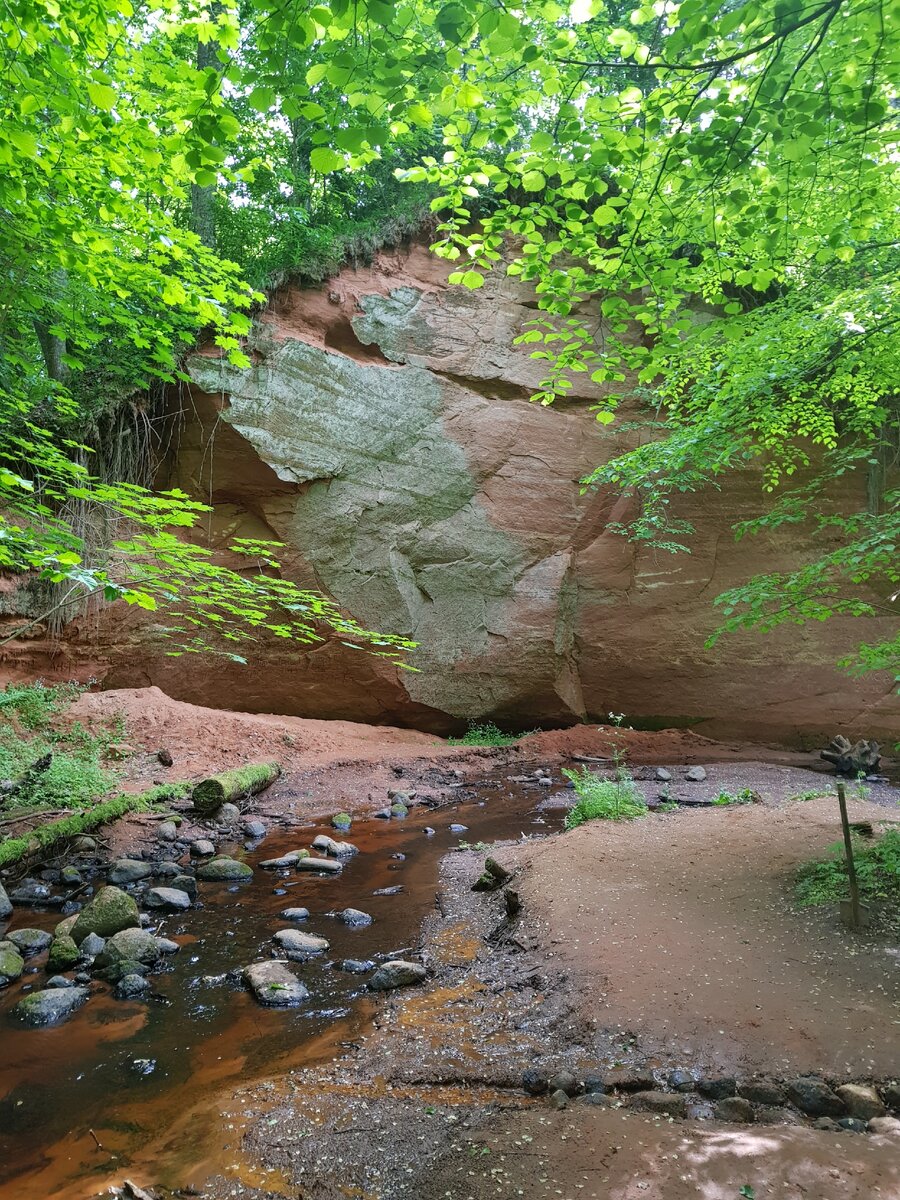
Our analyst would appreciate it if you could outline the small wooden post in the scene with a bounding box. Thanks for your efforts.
[837,783,862,929]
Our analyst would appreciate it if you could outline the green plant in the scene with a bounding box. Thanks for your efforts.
[563,766,647,828]
[447,722,528,748]
[795,830,900,910]
[0,681,87,729]
[789,789,833,803]
[712,789,757,807]
[656,800,680,814]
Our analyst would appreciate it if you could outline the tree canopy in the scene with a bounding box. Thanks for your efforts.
[0,0,896,676]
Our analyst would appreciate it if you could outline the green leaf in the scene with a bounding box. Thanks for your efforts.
[86,83,117,111]
[309,146,345,173]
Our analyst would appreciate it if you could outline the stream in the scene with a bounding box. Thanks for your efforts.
[0,773,561,1199]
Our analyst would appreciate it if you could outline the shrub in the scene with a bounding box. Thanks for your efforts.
[712,788,757,806]
[563,767,647,827]
[448,722,527,747]
[795,830,900,908]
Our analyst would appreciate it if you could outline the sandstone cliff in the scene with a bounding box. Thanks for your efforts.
[2,243,897,741]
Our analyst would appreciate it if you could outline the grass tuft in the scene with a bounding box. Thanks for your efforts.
[447,722,530,748]
[563,766,647,827]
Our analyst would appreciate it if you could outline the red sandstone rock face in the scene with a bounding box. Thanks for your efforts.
[2,243,897,741]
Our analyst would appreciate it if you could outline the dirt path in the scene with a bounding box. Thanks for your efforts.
[509,796,900,1077]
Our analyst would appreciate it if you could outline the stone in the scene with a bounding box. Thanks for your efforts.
[144,887,192,912]
[157,821,178,842]
[79,932,106,959]
[835,1084,886,1120]
[0,945,25,984]
[368,960,427,991]
[296,856,343,874]
[698,1077,737,1100]
[99,958,150,984]
[109,859,153,884]
[786,1077,845,1117]
[668,1069,695,1093]
[47,935,80,972]
[45,975,75,988]
[548,1089,568,1110]
[373,809,391,820]
[685,766,707,782]
[714,1097,754,1123]
[154,861,181,878]
[331,813,352,831]
[390,803,408,818]
[279,907,310,921]
[372,885,403,896]
[157,938,179,954]
[60,866,82,886]
[171,875,198,901]
[312,834,358,857]
[15,986,89,1025]
[0,883,12,919]
[243,820,267,839]
[157,748,174,767]
[74,835,98,851]
[632,1091,687,1118]
[71,886,140,944]
[337,959,375,974]
[195,857,253,881]
[548,1071,581,1097]
[7,928,52,956]
[812,1117,840,1131]
[218,803,240,823]
[449,824,468,834]
[10,880,52,905]
[879,1082,900,1109]
[739,1076,787,1106]
[116,973,151,999]
[260,852,303,869]
[869,1116,900,1135]
[95,928,161,968]
[756,1107,800,1125]
[190,840,217,858]
[603,1068,657,1093]
[522,1070,548,1096]
[582,1074,608,1095]
[339,908,373,927]
[655,768,673,782]
[685,1102,715,1120]
[273,929,329,957]
[243,960,309,1007]
[836,1117,868,1133]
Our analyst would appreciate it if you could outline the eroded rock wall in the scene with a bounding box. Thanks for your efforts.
[3,243,898,741]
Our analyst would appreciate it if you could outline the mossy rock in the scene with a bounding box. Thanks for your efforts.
[15,986,89,1026]
[0,946,25,985]
[71,886,140,944]
[55,913,78,938]
[390,803,409,818]
[95,928,161,968]
[195,856,253,881]
[331,812,352,831]
[47,935,80,972]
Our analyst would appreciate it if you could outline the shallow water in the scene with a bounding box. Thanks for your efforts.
[0,773,559,1199]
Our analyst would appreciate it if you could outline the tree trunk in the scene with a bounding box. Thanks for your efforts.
[191,762,281,815]
[190,22,220,248]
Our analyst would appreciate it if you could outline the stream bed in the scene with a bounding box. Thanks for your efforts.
[0,773,561,1199]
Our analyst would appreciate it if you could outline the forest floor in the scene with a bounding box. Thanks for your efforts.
[2,688,899,1200]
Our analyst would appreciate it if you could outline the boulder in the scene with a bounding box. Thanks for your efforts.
[7,927,52,956]
[548,1071,581,1097]
[296,856,343,874]
[218,803,241,823]
[195,857,253,881]
[786,1077,845,1117]
[655,768,673,782]
[46,975,75,988]
[153,861,181,878]
[144,887,192,912]
[9,880,52,905]
[190,840,217,858]
[243,820,267,839]
[0,883,12,920]
[685,766,707,782]
[243,960,309,1007]
[522,1070,548,1096]
[548,1089,568,1110]
[368,960,427,991]
[157,821,178,842]
[273,929,329,957]
[835,1084,886,1121]
[98,958,151,984]
[79,932,106,959]
[47,935,80,972]
[879,1082,900,1109]
[312,835,358,858]
[171,875,198,901]
[338,908,373,927]
[55,913,78,938]
[96,928,161,968]
[15,986,89,1025]
[869,1116,900,1135]
[156,938,180,954]
[70,886,140,944]
[108,859,153,884]
[631,1091,687,1118]
[331,813,352,831]
[697,1077,737,1100]
[0,945,25,984]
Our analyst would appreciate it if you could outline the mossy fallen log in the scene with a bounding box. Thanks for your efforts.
[191,763,281,816]
[0,787,181,870]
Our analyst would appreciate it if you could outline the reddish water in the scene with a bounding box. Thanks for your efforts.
[0,777,558,1199]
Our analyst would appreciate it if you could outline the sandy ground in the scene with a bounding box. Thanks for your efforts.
[505,796,900,1078]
